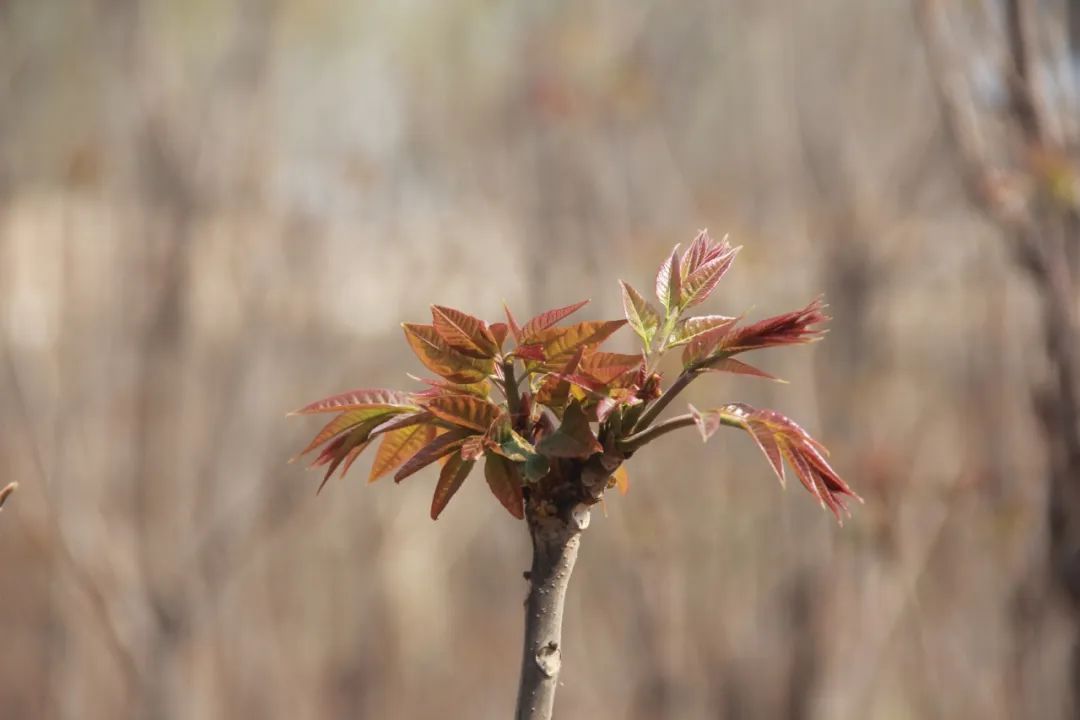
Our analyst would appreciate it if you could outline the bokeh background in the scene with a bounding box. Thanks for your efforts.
[3,1,1079,718]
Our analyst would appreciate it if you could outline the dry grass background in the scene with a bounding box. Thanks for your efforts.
[0,1,1072,718]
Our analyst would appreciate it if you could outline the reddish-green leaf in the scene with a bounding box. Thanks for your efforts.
[291,388,414,415]
[536,400,602,458]
[431,454,475,519]
[410,375,491,400]
[484,454,524,519]
[318,440,372,493]
[522,299,590,340]
[669,315,738,348]
[655,245,682,311]
[370,423,438,481]
[579,352,643,384]
[294,409,400,460]
[402,323,494,384]
[681,321,736,368]
[619,280,661,348]
[368,410,436,438]
[423,395,501,432]
[699,357,783,382]
[431,305,499,358]
[337,441,370,481]
[534,348,584,413]
[394,428,474,483]
[534,320,627,367]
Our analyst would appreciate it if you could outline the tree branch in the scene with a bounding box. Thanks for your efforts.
[515,502,590,720]
[618,414,697,453]
[631,369,698,434]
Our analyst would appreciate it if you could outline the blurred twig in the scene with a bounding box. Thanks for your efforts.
[917,0,1080,712]
[0,482,16,511]
[3,347,144,698]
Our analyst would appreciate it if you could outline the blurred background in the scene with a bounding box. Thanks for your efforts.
[3,1,1080,718]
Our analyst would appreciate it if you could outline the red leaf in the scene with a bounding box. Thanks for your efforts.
[310,433,349,469]
[489,322,509,349]
[431,454,475,519]
[314,427,375,493]
[503,304,523,343]
[431,305,499,358]
[693,402,861,523]
[484,454,524,519]
[337,442,370,480]
[655,245,682,311]
[394,428,474,483]
[522,299,590,340]
[723,297,829,353]
[681,229,735,276]
[680,244,739,308]
[699,357,783,382]
[402,323,494,384]
[423,395,502,432]
[746,418,785,484]
[510,343,546,362]
[291,388,414,415]
[370,423,438,481]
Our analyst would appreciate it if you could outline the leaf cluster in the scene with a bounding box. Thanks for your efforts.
[293,230,860,522]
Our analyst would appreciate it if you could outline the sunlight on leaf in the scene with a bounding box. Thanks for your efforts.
[370,423,438,481]
[403,323,494,384]
[431,305,500,358]
[522,299,590,340]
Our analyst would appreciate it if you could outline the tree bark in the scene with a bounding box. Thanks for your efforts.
[515,501,590,720]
